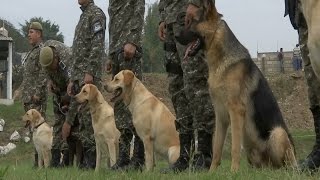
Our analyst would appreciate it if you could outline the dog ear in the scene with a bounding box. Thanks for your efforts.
[203,0,214,16]
[123,70,135,86]
[31,109,40,120]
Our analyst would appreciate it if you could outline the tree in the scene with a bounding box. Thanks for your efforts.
[20,17,64,43]
[142,3,165,73]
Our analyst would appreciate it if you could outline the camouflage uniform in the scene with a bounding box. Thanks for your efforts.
[159,0,215,171]
[108,0,145,170]
[286,0,320,170]
[42,40,79,167]
[68,0,106,169]
[21,40,47,168]
[21,42,47,117]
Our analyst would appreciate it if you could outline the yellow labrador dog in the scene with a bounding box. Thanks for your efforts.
[105,70,180,171]
[22,109,52,168]
[75,84,120,171]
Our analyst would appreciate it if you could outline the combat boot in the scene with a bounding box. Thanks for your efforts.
[126,135,145,171]
[80,147,96,170]
[192,130,212,171]
[300,106,320,171]
[161,133,194,173]
[33,150,38,168]
[50,149,61,168]
[111,129,131,170]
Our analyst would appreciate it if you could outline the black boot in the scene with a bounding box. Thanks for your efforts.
[111,129,132,170]
[161,133,193,173]
[192,130,212,171]
[126,135,145,171]
[33,150,38,168]
[50,149,61,168]
[80,147,96,170]
[300,106,320,171]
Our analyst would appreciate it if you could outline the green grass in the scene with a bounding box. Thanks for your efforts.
[1,101,320,179]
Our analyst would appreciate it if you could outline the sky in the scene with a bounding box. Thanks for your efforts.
[0,0,297,58]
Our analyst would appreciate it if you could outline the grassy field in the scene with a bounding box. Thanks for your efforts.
[1,101,320,179]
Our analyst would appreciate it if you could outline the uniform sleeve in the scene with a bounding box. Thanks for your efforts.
[35,65,48,100]
[124,0,145,48]
[188,0,202,7]
[158,0,166,23]
[83,11,106,78]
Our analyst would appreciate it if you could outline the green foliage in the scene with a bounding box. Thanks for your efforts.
[0,19,29,52]
[142,3,165,73]
[20,17,64,43]
[0,166,9,180]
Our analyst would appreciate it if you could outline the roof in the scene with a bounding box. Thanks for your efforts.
[0,34,13,41]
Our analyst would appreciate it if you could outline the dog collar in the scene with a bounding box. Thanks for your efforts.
[34,121,45,129]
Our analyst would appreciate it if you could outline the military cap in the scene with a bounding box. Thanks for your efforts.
[29,22,43,31]
[39,46,54,67]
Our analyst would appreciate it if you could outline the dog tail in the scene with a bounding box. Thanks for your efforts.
[268,127,297,168]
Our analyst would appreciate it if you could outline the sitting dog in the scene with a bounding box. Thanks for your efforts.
[178,0,297,171]
[75,84,120,171]
[105,70,180,171]
[22,109,53,168]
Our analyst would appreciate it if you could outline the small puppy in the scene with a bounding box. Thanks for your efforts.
[105,70,180,171]
[75,84,120,172]
[22,109,53,168]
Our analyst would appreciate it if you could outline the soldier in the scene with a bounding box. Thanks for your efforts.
[158,0,215,172]
[39,40,81,167]
[64,0,106,169]
[285,0,320,171]
[106,0,145,171]
[20,21,47,167]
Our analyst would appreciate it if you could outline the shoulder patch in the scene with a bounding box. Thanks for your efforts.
[93,21,103,34]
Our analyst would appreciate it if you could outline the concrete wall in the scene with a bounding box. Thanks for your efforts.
[254,51,298,74]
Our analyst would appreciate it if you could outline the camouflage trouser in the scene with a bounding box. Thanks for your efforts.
[52,95,80,150]
[298,20,320,109]
[164,22,215,135]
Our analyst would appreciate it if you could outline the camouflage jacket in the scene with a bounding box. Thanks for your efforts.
[70,1,106,82]
[108,0,145,58]
[21,42,47,103]
[159,0,188,24]
[43,40,72,97]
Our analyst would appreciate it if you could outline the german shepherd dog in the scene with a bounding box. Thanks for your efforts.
[177,0,297,172]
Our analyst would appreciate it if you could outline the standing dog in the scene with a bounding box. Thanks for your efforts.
[75,84,120,171]
[178,0,297,172]
[105,70,180,171]
[22,109,53,168]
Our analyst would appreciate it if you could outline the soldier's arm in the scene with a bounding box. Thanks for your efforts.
[35,61,48,101]
[83,11,106,78]
[158,0,166,23]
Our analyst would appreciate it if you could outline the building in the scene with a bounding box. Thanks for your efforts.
[255,51,297,74]
[0,25,13,105]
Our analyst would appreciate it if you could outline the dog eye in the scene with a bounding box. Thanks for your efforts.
[83,90,86,93]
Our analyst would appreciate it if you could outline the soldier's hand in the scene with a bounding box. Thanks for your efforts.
[185,4,200,28]
[84,73,93,84]
[123,43,136,61]
[62,122,71,140]
[32,95,40,103]
[105,60,112,73]
[67,82,74,96]
[158,21,166,41]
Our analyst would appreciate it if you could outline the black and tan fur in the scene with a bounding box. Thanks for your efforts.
[179,0,297,172]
